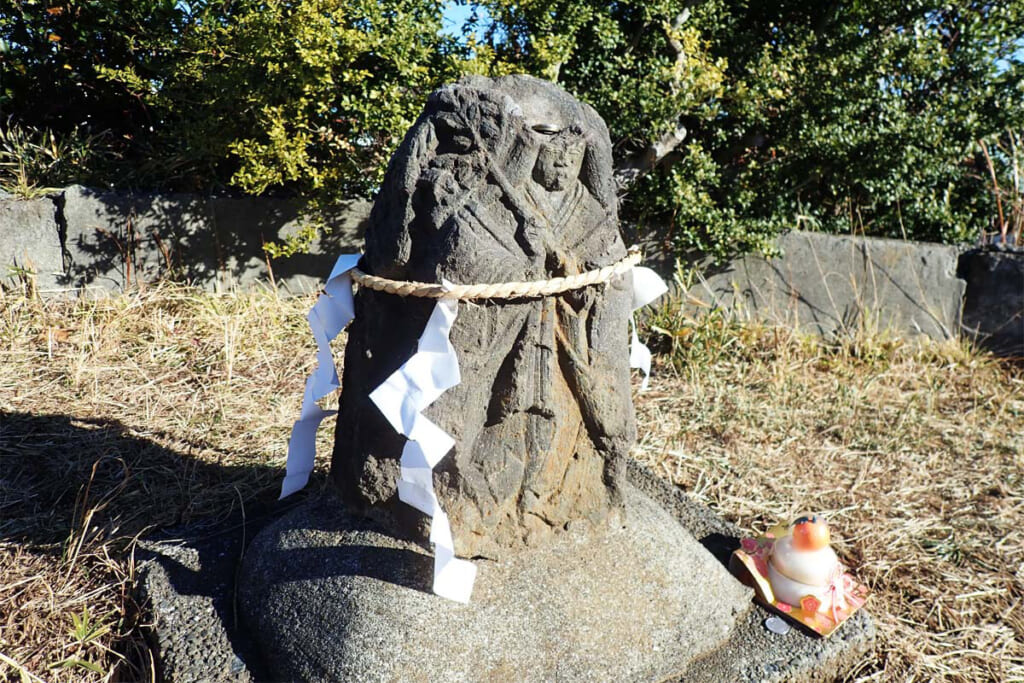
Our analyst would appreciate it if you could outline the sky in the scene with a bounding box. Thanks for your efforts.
[440,1,488,42]
[440,1,472,36]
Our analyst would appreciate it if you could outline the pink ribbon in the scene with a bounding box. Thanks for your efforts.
[827,563,847,623]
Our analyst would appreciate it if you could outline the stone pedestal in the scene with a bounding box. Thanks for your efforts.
[224,463,876,681]
[140,463,875,681]
[240,485,752,681]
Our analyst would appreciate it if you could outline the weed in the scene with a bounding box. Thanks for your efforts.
[0,121,106,198]
[977,129,1024,246]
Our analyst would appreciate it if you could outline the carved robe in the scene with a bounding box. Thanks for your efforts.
[332,75,636,559]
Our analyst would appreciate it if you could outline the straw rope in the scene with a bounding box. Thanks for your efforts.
[350,248,642,300]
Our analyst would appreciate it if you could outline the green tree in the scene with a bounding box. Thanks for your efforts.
[0,0,187,184]
[1,0,463,197]
[134,0,463,198]
[3,0,1022,258]
[688,0,1024,250]
[461,0,1024,257]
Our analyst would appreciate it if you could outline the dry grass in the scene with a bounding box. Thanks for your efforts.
[1,282,1021,682]
[0,284,331,682]
[637,305,1024,681]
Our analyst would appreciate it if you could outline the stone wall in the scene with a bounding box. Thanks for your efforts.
[2,187,1019,354]
[1,185,370,295]
[0,196,64,289]
[678,231,966,342]
[958,247,1024,356]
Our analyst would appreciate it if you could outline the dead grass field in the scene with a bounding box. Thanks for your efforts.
[0,284,1021,682]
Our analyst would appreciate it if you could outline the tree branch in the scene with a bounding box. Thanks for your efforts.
[613,9,691,191]
[666,9,690,95]
[613,123,688,190]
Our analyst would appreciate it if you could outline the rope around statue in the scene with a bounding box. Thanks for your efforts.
[350,248,643,300]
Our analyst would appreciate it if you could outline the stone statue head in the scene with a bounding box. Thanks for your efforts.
[530,124,587,192]
[365,74,617,275]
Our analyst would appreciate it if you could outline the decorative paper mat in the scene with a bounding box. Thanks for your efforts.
[730,532,869,637]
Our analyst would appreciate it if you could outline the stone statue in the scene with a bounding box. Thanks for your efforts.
[239,75,860,683]
[331,75,636,559]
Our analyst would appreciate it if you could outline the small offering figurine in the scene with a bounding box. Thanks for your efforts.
[731,513,869,637]
[767,514,841,612]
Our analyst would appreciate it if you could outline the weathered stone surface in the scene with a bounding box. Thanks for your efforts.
[231,463,874,681]
[959,247,1024,356]
[332,75,635,559]
[683,231,965,341]
[678,609,875,683]
[138,464,875,682]
[57,184,369,294]
[626,461,877,683]
[0,196,64,291]
[240,484,753,682]
[138,520,268,682]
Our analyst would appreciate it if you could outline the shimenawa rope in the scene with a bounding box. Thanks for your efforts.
[350,248,642,300]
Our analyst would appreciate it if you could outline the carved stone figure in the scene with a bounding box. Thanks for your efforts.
[237,75,860,683]
[331,75,636,559]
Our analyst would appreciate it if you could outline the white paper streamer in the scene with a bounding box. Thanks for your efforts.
[629,266,669,390]
[280,254,361,499]
[279,253,666,603]
[369,285,478,603]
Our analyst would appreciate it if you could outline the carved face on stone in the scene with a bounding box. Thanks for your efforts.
[531,125,586,192]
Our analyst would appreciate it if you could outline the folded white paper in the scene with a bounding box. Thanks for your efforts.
[631,265,668,310]
[629,266,668,390]
[370,291,478,603]
[279,254,360,499]
[629,317,654,391]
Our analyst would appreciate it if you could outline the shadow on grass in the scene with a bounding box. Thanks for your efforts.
[0,410,292,680]
[0,410,441,681]
[0,410,283,545]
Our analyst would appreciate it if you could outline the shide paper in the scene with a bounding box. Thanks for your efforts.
[629,266,669,390]
[279,254,360,499]
[280,253,667,603]
[369,287,478,603]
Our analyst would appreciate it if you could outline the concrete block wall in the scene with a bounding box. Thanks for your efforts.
[680,231,966,342]
[0,196,65,291]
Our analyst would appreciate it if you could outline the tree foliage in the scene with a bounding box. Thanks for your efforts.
[467,0,1024,256]
[1,0,1021,258]
[1,0,461,197]
[682,0,1024,250]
